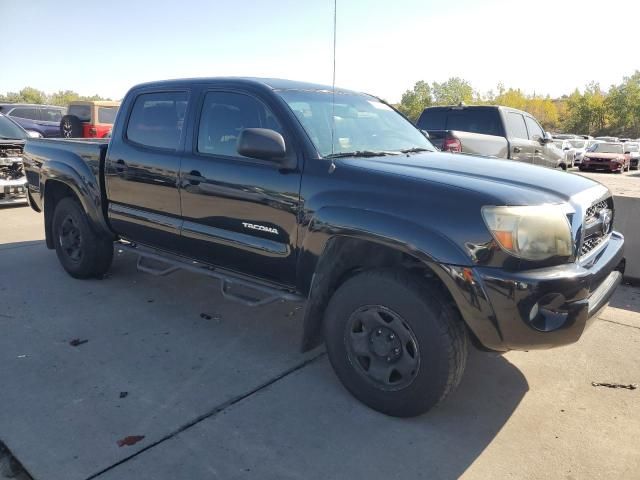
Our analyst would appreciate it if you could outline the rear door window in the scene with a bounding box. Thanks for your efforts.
[126,91,188,150]
[68,105,92,122]
[506,112,529,139]
[9,107,39,120]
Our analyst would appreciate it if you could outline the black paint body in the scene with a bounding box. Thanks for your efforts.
[23,78,625,352]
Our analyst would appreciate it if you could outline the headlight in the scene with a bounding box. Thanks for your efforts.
[482,205,572,260]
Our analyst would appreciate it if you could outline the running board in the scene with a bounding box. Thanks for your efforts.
[116,241,304,307]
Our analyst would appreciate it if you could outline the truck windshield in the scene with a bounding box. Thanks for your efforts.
[0,115,28,140]
[277,90,434,157]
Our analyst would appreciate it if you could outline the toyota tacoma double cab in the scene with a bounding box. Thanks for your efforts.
[417,105,567,169]
[23,78,625,417]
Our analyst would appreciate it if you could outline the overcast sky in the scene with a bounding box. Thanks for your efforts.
[1,0,638,102]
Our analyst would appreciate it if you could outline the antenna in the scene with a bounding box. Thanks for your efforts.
[329,0,337,173]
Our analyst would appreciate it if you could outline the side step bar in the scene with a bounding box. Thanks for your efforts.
[115,241,304,307]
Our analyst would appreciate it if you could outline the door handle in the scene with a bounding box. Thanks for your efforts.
[513,147,521,153]
[115,159,127,173]
[186,170,204,186]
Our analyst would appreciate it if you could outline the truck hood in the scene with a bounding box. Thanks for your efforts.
[338,151,604,205]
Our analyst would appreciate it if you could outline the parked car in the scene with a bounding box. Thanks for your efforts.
[0,103,66,138]
[417,105,567,169]
[0,113,28,205]
[553,133,578,140]
[60,100,120,138]
[552,139,577,168]
[24,78,625,417]
[595,136,619,142]
[580,142,631,172]
[624,142,640,169]
[571,139,602,165]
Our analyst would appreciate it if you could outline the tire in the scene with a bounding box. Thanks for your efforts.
[323,268,468,417]
[52,197,113,278]
[60,115,83,138]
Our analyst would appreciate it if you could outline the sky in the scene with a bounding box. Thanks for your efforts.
[1,0,639,103]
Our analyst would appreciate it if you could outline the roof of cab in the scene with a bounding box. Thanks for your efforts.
[129,77,362,96]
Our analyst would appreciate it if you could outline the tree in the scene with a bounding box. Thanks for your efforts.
[398,81,432,122]
[431,77,474,105]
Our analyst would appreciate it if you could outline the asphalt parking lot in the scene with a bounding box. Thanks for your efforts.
[1,204,639,480]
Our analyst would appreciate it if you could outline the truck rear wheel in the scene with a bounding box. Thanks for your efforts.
[52,197,113,278]
[323,269,468,417]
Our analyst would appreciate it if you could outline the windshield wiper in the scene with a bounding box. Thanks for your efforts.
[399,147,431,154]
[324,150,401,159]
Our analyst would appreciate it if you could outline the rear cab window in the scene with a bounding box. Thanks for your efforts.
[417,108,503,137]
[126,91,188,150]
[416,109,447,130]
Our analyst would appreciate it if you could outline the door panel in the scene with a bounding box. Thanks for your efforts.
[524,116,554,167]
[105,90,189,250]
[504,112,534,163]
[178,90,301,286]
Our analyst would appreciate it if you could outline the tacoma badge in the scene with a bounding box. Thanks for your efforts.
[242,222,279,235]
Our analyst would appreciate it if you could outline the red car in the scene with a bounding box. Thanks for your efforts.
[579,142,631,173]
[60,100,120,138]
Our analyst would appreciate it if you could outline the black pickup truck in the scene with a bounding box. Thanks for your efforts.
[23,78,625,417]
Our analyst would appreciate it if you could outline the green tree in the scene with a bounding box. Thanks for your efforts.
[431,77,474,105]
[398,81,433,122]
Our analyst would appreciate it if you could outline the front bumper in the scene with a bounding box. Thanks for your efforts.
[0,177,28,206]
[442,231,625,351]
[582,160,622,171]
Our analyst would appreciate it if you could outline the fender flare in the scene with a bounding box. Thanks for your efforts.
[297,206,472,351]
[41,156,113,245]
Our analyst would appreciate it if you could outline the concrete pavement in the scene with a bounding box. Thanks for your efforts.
[1,206,638,480]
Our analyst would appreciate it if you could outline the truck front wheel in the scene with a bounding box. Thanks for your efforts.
[52,197,113,279]
[323,269,468,417]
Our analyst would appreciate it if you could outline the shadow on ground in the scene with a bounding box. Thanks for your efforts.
[607,284,640,315]
[97,347,528,480]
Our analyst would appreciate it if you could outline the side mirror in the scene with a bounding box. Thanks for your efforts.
[237,128,292,167]
[26,130,42,138]
[540,132,554,144]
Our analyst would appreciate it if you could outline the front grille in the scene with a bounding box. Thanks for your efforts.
[581,235,606,256]
[585,200,608,222]
[581,197,613,257]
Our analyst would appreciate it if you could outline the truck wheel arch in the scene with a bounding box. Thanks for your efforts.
[299,233,469,352]
[43,177,113,249]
